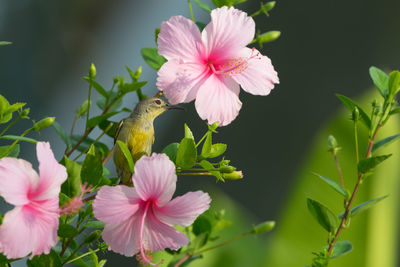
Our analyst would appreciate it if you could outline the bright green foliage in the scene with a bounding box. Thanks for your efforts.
[0,135,37,143]
[85,220,105,229]
[372,133,400,152]
[311,173,347,198]
[369,66,389,97]
[185,123,195,140]
[251,221,275,234]
[357,154,391,174]
[199,160,223,181]
[307,198,338,233]
[344,195,388,219]
[71,135,109,158]
[141,48,167,70]
[162,142,179,163]
[193,0,212,12]
[58,224,78,238]
[81,145,103,186]
[61,156,82,197]
[27,249,61,267]
[0,41,12,46]
[176,138,197,168]
[0,144,19,158]
[336,94,371,128]
[116,140,135,173]
[329,241,353,259]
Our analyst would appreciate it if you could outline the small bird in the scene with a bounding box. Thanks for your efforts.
[113,95,183,184]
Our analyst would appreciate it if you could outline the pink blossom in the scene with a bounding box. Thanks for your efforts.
[157,6,279,126]
[0,142,67,259]
[93,153,211,265]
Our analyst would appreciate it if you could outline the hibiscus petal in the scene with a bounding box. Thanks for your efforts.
[202,7,255,61]
[155,191,211,227]
[195,74,242,126]
[0,200,59,259]
[102,214,140,256]
[34,142,67,201]
[93,185,141,224]
[156,59,208,105]
[0,158,38,206]
[132,153,177,206]
[144,210,189,252]
[158,15,205,62]
[231,48,279,95]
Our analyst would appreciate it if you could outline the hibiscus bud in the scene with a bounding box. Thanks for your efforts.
[222,171,243,180]
[76,100,90,118]
[327,135,340,154]
[89,63,96,79]
[260,1,276,16]
[83,230,102,244]
[20,108,30,119]
[33,117,55,131]
[352,107,359,122]
[251,221,275,234]
[133,66,142,80]
[257,31,281,47]
[220,165,236,173]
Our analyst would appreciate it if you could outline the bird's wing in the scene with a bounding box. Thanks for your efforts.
[114,119,125,144]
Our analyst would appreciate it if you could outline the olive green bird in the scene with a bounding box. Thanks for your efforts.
[113,95,182,184]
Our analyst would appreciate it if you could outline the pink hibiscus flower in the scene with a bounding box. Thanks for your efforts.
[93,153,211,265]
[157,6,279,126]
[0,142,67,259]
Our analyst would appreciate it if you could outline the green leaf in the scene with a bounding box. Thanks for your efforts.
[0,144,20,158]
[0,135,37,143]
[212,0,234,7]
[184,123,195,140]
[191,232,209,250]
[311,172,347,198]
[85,220,105,229]
[27,249,61,267]
[358,154,391,173]
[372,134,400,152]
[83,230,102,244]
[193,216,212,236]
[119,81,147,94]
[0,94,12,124]
[81,145,103,187]
[369,66,389,97]
[87,111,119,128]
[176,138,197,169]
[389,107,400,115]
[348,195,388,218]
[61,156,82,197]
[251,221,275,234]
[193,0,212,12]
[330,240,353,259]
[199,159,224,181]
[162,143,179,163]
[4,102,26,116]
[71,135,109,158]
[307,198,338,233]
[96,94,121,112]
[336,94,371,128]
[58,224,78,238]
[52,121,71,148]
[76,100,90,118]
[208,143,227,158]
[388,70,400,98]
[256,31,281,47]
[116,140,135,173]
[98,120,118,138]
[201,132,212,158]
[141,48,167,70]
[0,41,12,46]
[83,77,108,98]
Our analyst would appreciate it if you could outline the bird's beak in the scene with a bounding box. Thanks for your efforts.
[166,104,185,110]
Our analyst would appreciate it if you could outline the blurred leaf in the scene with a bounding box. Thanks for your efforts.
[358,154,391,173]
[307,198,338,233]
[251,221,275,234]
[196,22,206,32]
[192,233,209,250]
[0,94,12,124]
[0,41,12,46]
[27,249,61,267]
[162,143,179,163]
[372,134,400,152]
[81,145,103,187]
[52,121,71,148]
[176,138,197,169]
[59,193,71,207]
[340,195,388,219]
[96,95,120,112]
[329,241,353,259]
[312,172,347,198]
[87,111,119,128]
[193,0,212,12]
[0,135,37,143]
[185,123,195,140]
[199,159,223,181]
[388,71,400,98]
[83,230,102,244]
[4,102,26,116]
[336,94,371,128]
[212,0,234,7]
[61,156,82,197]
[58,224,78,238]
[369,66,389,97]
[83,77,108,98]
[141,48,167,70]
[86,220,105,229]
[116,140,134,173]
[0,144,19,158]
[193,216,212,236]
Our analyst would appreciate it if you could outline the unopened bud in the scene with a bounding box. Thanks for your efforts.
[352,107,360,122]
[76,100,90,118]
[251,221,275,234]
[208,121,219,132]
[20,108,30,119]
[260,1,276,15]
[83,230,102,244]
[257,31,281,47]
[89,63,96,79]
[33,117,55,131]
[133,66,142,80]
[327,135,340,154]
[222,171,243,180]
[220,165,236,173]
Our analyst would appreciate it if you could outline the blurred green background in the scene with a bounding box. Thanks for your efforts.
[1,0,400,266]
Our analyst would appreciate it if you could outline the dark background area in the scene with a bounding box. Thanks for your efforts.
[1,0,399,266]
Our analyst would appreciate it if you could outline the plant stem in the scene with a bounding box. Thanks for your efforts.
[63,249,100,265]
[333,153,344,189]
[85,83,92,132]
[250,10,261,17]
[0,116,21,136]
[102,146,114,166]
[0,127,34,158]
[327,123,381,255]
[69,115,78,139]
[187,0,195,22]
[195,133,208,148]
[178,172,212,176]
[354,122,359,164]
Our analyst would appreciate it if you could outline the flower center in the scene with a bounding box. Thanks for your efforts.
[207,48,261,77]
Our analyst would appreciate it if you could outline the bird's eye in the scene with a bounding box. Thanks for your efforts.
[154,99,162,105]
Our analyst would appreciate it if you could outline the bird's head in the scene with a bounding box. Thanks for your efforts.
[131,96,184,121]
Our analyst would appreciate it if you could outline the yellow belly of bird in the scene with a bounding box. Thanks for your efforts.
[113,121,154,183]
